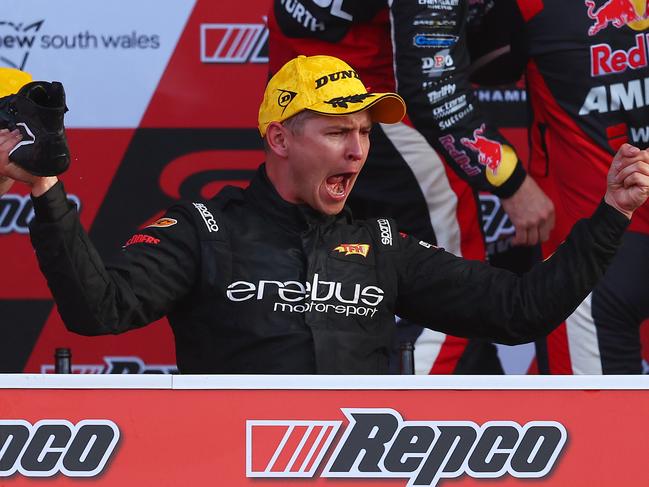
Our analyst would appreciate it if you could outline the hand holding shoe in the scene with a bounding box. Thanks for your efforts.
[0,69,70,177]
[0,128,57,197]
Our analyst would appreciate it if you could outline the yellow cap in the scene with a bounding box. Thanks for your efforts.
[0,68,33,98]
[258,55,406,137]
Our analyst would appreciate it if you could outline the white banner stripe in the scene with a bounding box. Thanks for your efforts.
[285,425,313,472]
[265,425,294,472]
[299,425,328,473]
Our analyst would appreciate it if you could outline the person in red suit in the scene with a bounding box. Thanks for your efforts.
[473,0,649,372]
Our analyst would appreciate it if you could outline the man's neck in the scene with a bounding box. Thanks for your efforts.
[265,159,300,205]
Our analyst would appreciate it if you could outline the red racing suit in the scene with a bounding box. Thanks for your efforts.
[269,0,530,373]
[501,0,649,372]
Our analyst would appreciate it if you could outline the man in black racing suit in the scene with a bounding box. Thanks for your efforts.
[269,0,555,373]
[0,54,645,374]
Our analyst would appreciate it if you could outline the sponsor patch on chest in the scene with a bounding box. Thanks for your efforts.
[334,243,370,257]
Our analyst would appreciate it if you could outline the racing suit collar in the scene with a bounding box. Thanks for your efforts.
[247,164,352,232]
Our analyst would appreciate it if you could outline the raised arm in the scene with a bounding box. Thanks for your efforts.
[1,128,199,335]
[395,144,648,343]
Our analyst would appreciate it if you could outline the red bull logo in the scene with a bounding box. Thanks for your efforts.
[334,243,370,257]
[460,124,518,187]
[460,124,503,174]
[590,33,648,76]
[585,0,649,36]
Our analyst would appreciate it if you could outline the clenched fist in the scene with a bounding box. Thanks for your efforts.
[605,144,649,219]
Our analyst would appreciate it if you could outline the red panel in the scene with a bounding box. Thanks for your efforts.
[500,127,529,167]
[0,129,133,299]
[268,425,308,472]
[516,0,544,21]
[159,149,262,199]
[22,312,176,374]
[546,322,573,374]
[3,387,649,485]
[429,336,469,374]
[640,319,649,363]
[250,424,292,472]
[141,0,272,128]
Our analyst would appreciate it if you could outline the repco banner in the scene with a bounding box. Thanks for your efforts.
[246,408,566,486]
[0,420,119,478]
[6,380,649,485]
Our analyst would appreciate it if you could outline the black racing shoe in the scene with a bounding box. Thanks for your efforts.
[0,81,70,176]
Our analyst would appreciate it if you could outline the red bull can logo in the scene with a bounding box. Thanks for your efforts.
[585,0,649,36]
[460,124,518,187]
[460,124,503,174]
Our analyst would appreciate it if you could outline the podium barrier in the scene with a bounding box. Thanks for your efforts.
[1,374,649,486]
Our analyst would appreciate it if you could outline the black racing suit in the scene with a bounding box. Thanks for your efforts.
[270,0,533,373]
[29,165,628,374]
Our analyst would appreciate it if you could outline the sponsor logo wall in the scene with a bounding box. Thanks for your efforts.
[0,419,120,478]
[0,0,598,374]
[3,380,649,485]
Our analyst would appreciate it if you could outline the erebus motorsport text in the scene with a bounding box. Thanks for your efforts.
[227,273,384,318]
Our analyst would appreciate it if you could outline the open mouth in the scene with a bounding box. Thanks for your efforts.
[325,172,354,199]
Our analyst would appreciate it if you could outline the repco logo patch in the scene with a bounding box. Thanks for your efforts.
[0,419,119,478]
[247,408,567,486]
